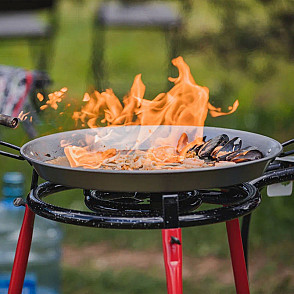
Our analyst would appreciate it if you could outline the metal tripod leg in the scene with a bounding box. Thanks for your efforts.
[8,205,35,294]
[162,194,183,294]
[8,170,38,294]
[162,228,183,294]
[241,213,252,272]
[226,218,250,294]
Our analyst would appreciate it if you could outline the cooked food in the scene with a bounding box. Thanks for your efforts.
[47,133,263,170]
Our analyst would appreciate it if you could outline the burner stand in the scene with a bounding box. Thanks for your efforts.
[10,164,293,294]
[21,177,260,294]
[26,182,260,229]
[12,167,279,294]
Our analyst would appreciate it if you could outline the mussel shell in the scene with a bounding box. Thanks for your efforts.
[177,133,188,153]
[210,145,223,158]
[188,143,204,155]
[198,134,229,159]
[225,146,255,161]
[229,148,263,163]
[225,149,244,161]
[214,137,242,161]
[187,136,207,155]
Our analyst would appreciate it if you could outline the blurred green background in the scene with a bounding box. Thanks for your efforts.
[0,0,293,293]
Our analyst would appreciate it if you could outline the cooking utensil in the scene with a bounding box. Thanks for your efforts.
[1,123,282,192]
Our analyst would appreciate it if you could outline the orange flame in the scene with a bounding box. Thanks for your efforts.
[43,57,239,170]
[37,93,44,102]
[18,111,30,121]
[39,87,68,110]
[72,57,238,129]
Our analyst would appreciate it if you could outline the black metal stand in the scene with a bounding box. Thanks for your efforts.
[26,178,261,294]
[24,165,294,277]
[27,182,260,229]
[241,165,294,272]
[6,162,288,294]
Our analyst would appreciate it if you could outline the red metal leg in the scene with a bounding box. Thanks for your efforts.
[162,228,183,294]
[8,205,35,294]
[226,218,250,294]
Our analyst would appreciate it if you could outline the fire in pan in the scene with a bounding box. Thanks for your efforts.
[0,57,284,192]
[14,125,281,192]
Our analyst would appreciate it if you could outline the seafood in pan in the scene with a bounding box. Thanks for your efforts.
[48,133,263,170]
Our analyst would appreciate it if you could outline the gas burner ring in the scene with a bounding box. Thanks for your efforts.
[26,181,260,229]
[83,190,202,217]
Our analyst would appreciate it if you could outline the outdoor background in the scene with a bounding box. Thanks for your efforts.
[0,0,293,293]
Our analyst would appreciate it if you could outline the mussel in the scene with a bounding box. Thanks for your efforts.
[229,147,263,163]
[224,146,256,161]
[177,133,189,153]
[187,136,206,155]
[186,133,263,164]
[213,137,242,161]
[198,134,229,159]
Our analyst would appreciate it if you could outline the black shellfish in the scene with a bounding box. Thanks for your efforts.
[198,134,229,159]
[229,148,263,163]
[213,137,242,161]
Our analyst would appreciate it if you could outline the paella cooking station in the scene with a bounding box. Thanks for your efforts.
[1,115,293,294]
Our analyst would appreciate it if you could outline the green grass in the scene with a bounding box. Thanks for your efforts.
[62,267,216,294]
[0,0,293,292]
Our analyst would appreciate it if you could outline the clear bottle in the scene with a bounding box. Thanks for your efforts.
[0,172,63,294]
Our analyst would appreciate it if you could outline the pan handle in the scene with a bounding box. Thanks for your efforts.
[266,138,294,172]
[259,137,294,186]
[0,114,24,160]
[282,139,294,147]
[280,138,294,157]
[0,114,19,129]
[0,141,24,161]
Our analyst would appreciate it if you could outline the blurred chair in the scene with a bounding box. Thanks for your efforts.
[92,0,183,90]
[0,65,51,138]
[0,0,58,72]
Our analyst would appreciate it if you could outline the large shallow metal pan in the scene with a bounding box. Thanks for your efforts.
[19,125,282,192]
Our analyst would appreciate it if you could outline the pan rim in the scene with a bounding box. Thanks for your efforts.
[20,125,283,175]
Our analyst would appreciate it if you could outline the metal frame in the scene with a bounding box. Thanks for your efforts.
[6,163,294,294]
[12,177,260,294]
[25,182,259,229]
[241,165,294,270]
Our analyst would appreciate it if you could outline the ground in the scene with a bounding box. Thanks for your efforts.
[62,242,294,293]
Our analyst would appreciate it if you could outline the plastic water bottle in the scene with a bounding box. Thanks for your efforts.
[0,172,63,294]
